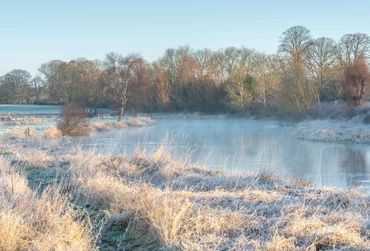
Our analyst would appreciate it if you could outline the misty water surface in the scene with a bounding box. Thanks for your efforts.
[77,115,370,190]
[1,105,370,190]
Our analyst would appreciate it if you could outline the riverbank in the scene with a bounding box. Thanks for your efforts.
[293,118,370,144]
[0,115,155,140]
[0,140,369,250]
[2,102,370,132]
[1,101,369,121]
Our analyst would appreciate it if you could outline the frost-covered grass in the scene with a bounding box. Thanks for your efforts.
[0,156,96,251]
[0,140,369,250]
[6,127,63,140]
[294,117,370,143]
[127,117,155,127]
[68,149,370,250]
[294,102,370,143]
[0,116,51,126]
[1,115,155,140]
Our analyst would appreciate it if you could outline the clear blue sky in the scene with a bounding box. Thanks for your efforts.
[1,0,370,75]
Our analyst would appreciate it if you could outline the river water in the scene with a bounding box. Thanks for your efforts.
[1,105,370,190]
[77,115,370,190]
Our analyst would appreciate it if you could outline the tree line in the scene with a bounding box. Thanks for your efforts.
[1,26,369,118]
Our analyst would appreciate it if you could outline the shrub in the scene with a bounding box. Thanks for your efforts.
[342,58,370,106]
[57,103,89,136]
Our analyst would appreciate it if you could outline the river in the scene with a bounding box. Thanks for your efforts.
[1,105,370,190]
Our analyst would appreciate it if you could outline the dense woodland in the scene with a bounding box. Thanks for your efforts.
[1,26,370,118]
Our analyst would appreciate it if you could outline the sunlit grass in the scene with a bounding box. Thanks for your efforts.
[0,139,369,250]
[0,157,96,250]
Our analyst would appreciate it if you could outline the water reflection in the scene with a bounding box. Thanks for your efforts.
[340,148,370,188]
[341,148,367,174]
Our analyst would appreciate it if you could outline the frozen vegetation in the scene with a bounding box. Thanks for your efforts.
[292,102,370,143]
[294,117,370,143]
[294,120,370,143]
[0,138,369,250]
[0,115,155,139]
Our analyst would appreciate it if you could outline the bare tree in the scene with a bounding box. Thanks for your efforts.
[31,76,44,102]
[39,59,103,107]
[279,26,312,62]
[104,53,149,121]
[104,52,128,121]
[154,68,171,110]
[252,53,269,107]
[337,33,370,65]
[193,49,214,80]
[0,69,32,103]
[307,38,337,82]
[280,62,314,112]
[278,26,318,112]
[306,37,338,102]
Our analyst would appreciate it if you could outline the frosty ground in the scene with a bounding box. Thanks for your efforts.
[0,135,369,250]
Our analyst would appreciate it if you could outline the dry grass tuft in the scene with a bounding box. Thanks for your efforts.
[285,214,368,249]
[91,121,128,132]
[12,147,55,169]
[265,235,295,251]
[127,117,155,127]
[0,159,96,251]
[0,211,33,251]
[42,127,63,139]
[244,189,283,204]
[5,127,62,140]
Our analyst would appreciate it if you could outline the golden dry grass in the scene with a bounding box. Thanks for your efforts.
[90,121,128,132]
[1,145,55,169]
[65,148,370,250]
[0,157,96,251]
[0,140,369,250]
[127,117,155,127]
[4,117,153,140]
[6,127,62,140]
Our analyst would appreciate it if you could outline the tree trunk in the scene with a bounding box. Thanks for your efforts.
[118,106,125,122]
